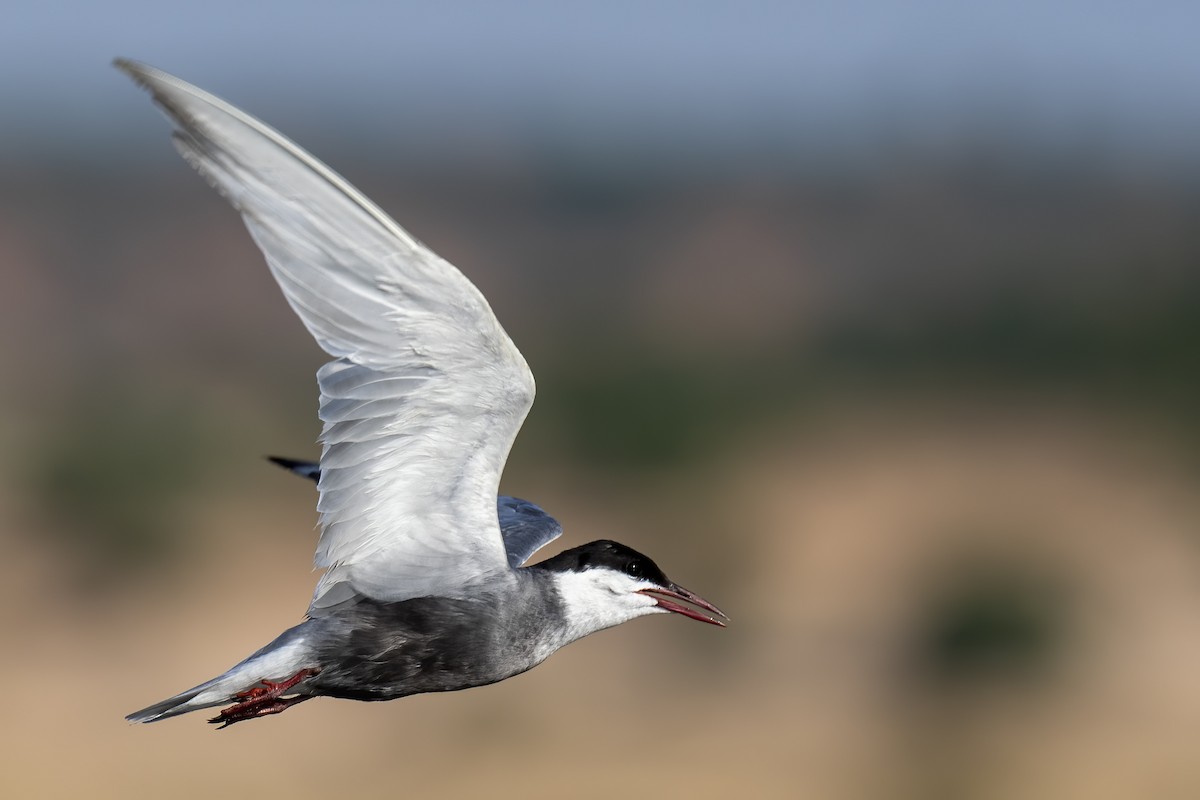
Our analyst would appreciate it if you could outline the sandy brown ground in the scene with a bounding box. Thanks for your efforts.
[4,405,1200,799]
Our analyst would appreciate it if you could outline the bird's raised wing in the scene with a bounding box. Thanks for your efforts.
[269,457,563,567]
[495,496,563,567]
[118,60,535,611]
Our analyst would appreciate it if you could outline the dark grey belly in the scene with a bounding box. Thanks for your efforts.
[306,594,555,702]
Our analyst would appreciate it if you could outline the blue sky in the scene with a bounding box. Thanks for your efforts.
[4,1,1199,164]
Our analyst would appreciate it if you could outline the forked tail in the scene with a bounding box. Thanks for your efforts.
[126,624,316,725]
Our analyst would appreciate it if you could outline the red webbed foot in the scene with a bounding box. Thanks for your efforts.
[209,668,318,728]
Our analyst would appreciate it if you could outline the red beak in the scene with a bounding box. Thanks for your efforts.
[639,583,728,627]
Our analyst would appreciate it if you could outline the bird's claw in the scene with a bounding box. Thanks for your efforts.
[209,668,318,728]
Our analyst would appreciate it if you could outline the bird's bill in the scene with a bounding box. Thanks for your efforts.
[639,583,728,627]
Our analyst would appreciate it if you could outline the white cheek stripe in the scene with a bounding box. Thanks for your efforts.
[550,569,663,649]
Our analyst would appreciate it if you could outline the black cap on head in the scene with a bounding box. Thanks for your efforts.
[532,540,669,586]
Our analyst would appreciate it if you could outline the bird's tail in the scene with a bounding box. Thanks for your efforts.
[126,623,314,723]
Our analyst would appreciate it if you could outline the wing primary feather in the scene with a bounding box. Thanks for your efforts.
[114,58,424,251]
[119,60,537,608]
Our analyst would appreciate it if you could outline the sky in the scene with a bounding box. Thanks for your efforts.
[3,1,1200,165]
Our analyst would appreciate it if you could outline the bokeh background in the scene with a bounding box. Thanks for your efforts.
[4,2,1200,798]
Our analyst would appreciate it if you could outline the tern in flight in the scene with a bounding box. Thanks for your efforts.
[117,60,726,728]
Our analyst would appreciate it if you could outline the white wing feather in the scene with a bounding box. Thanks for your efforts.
[117,60,535,610]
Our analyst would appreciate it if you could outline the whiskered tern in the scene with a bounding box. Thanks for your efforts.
[117,60,726,728]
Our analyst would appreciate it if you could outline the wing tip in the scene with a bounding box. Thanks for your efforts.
[113,57,158,88]
[267,455,321,482]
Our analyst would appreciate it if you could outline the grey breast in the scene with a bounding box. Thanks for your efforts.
[305,570,567,701]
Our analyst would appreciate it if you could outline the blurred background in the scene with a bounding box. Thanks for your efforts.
[4,1,1200,798]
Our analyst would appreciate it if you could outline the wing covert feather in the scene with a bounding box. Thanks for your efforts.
[118,60,535,608]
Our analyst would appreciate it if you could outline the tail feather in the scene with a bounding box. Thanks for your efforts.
[126,681,226,723]
[127,623,314,724]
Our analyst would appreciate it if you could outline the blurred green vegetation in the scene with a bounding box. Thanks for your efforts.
[534,285,1200,469]
[26,385,222,587]
[538,348,762,468]
[7,151,1200,580]
[913,553,1067,686]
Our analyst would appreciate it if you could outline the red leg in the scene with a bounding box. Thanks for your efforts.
[209,669,318,728]
[210,695,312,729]
[233,672,312,701]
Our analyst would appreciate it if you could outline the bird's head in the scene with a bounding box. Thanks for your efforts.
[534,540,727,642]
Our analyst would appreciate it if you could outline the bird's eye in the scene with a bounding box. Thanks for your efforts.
[627,561,642,578]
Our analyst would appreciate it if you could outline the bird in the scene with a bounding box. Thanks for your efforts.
[117,60,727,728]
